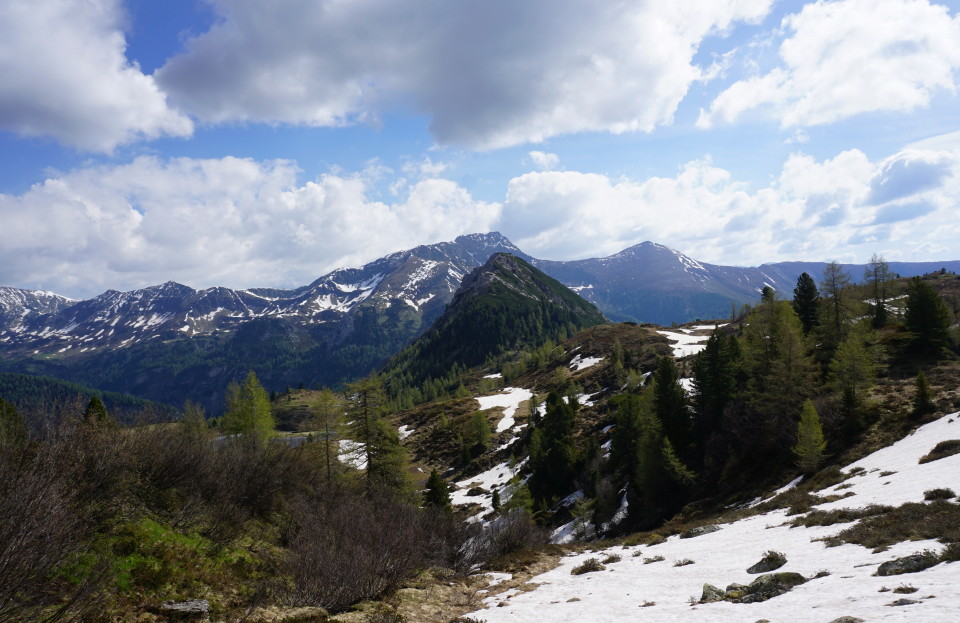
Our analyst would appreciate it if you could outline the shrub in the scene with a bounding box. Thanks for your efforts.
[643,555,665,564]
[571,558,605,575]
[919,440,960,464]
[673,558,695,567]
[822,501,960,550]
[791,505,892,528]
[924,488,956,501]
[601,554,621,564]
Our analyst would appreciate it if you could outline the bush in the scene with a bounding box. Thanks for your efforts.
[919,440,960,464]
[822,501,960,550]
[924,488,956,501]
[283,494,430,612]
[571,558,605,575]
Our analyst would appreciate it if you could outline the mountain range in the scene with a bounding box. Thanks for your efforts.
[2,232,957,412]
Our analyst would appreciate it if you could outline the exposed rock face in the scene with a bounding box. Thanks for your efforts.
[876,552,940,576]
[700,572,807,604]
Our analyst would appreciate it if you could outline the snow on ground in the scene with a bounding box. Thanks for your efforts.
[483,373,503,379]
[337,439,367,470]
[397,424,414,440]
[657,329,710,357]
[569,354,603,371]
[678,377,695,393]
[450,459,527,522]
[477,387,533,433]
[466,412,960,622]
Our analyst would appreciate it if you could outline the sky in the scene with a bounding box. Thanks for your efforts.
[1,0,959,299]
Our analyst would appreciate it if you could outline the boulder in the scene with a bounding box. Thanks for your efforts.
[738,572,807,603]
[747,551,787,574]
[680,524,721,539]
[156,599,210,622]
[828,617,865,623]
[877,552,940,576]
[700,583,725,603]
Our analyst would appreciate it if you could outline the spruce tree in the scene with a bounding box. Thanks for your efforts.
[423,469,452,513]
[793,400,826,474]
[82,396,114,428]
[904,277,951,351]
[691,330,741,451]
[828,325,876,436]
[652,356,690,457]
[528,391,577,504]
[913,370,934,417]
[792,272,820,335]
[222,371,274,441]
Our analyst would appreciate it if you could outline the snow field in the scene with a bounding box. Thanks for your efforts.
[569,354,603,371]
[450,459,527,522]
[476,387,533,433]
[467,411,960,622]
[657,329,711,357]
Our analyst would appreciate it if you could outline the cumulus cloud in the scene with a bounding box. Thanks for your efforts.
[156,0,772,149]
[528,151,560,172]
[3,146,956,298]
[498,148,960,265]
[0,156,499,297]
[698,0,960,129]
[0,0,192,151]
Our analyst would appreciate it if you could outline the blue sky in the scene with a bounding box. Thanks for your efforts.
[1,0,959,298]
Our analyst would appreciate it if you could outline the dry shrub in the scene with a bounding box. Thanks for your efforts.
[822,501,960,550]
[283,492,430,612]
[919,440,960,464]
[791,505,893,528]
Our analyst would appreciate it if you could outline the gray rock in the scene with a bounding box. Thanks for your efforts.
[680,524,721,539]
[737,572,807,603]
[887,598,919,606]
[156,599,210,622]
[700,583,725,603]
[747,551,787,574]
[828,617,865,623]
[877,552,940,576]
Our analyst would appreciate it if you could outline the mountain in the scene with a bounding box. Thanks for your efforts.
[0,233,527,413]
[385,253,606,385]
[534,242,960,325]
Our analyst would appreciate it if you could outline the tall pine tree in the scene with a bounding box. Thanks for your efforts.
[792,272,820,335]
[904,277,951,351]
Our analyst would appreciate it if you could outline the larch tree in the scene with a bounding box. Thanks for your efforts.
[828,324,876,436]
[793,400,826,475]
[222,371,275,442]
[864,253,894,328]
[313,388,345,482]
[819,261,853,353]
[347,376,412,498]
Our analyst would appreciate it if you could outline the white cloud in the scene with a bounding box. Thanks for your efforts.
[156,0,772,149]
[698,0,960,129]
[528,151,560,172]
[0,0,192,151]
[0,156,499,297]
[2,147,956,299]
[498,148,960,266]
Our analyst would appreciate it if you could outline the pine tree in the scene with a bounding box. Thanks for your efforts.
[904,277,951,351]
[423,469,452,513]
[792,272,820,335]
[222,371,275,441]
[528,391,577,504]
[913,370,934,417]
[793,400,826,474]
[0,398,27,448]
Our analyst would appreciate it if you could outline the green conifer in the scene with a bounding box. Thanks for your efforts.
[793,400,826,474]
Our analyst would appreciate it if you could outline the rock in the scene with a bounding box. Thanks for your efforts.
[828,617,865,623]
[700,583,725,603]
[877,552,940,576]
[747,551,787,574]
[887,598,919,606]
[680,524,721,539]
[156,599,210,622]
[737,572,807,603]
[724,583,748,600]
